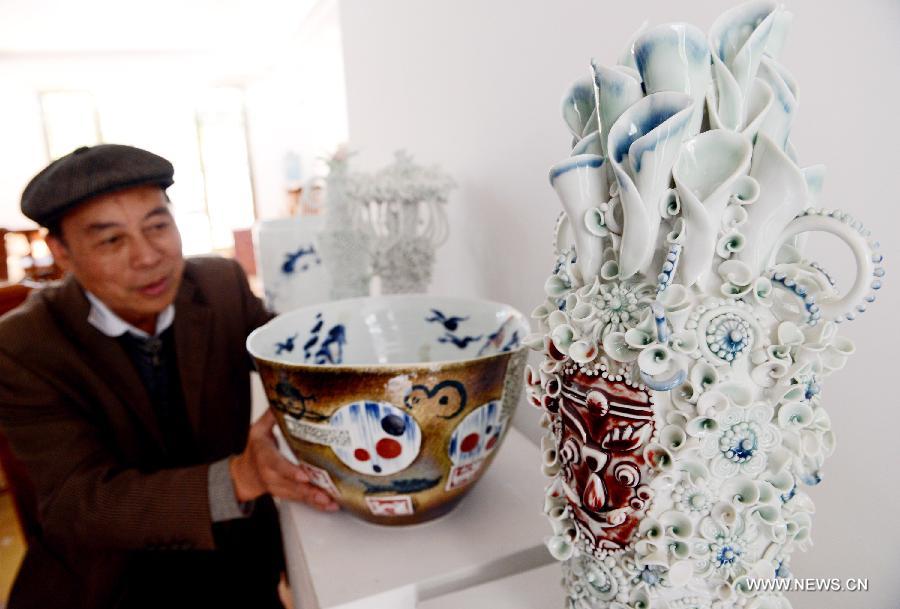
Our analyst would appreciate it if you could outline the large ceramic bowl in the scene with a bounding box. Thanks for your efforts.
[247,294,530,525]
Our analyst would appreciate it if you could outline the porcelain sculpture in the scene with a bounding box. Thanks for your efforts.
[318,150,374,300]
[526,2,885,608]
[255,216,332,313]
[351,151,454,295]
[248,295,528,524]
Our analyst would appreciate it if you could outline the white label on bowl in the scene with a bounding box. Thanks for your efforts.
[284,416,351,448]
[297,460,341,497]
[329,401,422,477]
[448,401,506,465]
[446,458,486,491]
[365,495,414,517]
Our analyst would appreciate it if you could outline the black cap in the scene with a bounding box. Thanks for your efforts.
[21,144,175,226]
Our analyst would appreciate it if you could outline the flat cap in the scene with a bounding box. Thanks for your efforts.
[21,144,174,226]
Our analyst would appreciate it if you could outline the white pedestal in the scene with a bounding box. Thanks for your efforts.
[278,428,554,609]
[417,563,562,609]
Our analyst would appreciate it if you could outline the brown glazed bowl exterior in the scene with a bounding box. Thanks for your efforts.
[248,295,529,525]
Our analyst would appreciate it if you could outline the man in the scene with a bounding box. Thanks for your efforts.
[0,144,338,608]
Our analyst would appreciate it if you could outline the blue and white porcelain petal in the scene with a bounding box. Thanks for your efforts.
[742,78,775,139]
[673,130,753,287]
[549,154,609,283]
[764,7,794,60]
[607,91,695,278]
[591,63,644,158]
[710,76,774,140]
[580,110,599,140]
[739,134,809,274]
[571,131,603,156]
[757,57,799,151]
[709,1,778,99]
[708,1,778,129]
[707,54,743,132]
[634,22,711,136]
[562,77,598,141]
[616,21,650,72]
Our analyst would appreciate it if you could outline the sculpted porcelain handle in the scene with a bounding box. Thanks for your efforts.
[767,209,882,325]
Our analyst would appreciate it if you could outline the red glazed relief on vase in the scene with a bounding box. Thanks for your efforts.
[558,372,655,552]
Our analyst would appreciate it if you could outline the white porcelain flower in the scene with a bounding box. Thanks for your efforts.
[671,475,719,519]
[603,307,659,363]
[563,553,630,606]
[718,259,756,298]
[593,281,656,338]
[700,405,779,478]
[620,552,692,596]
[694,511,761,582]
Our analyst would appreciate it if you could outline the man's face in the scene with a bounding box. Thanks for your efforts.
[47,185,184,333]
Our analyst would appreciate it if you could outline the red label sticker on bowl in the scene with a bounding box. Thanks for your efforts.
[297,460,341,497]
[365,495,414,516]
[445,457,486,490]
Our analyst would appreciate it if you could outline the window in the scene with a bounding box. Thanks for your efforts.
[38,87,255,255]
[39,91,101,160]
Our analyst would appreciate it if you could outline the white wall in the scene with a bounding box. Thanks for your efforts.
[338,1,900,607]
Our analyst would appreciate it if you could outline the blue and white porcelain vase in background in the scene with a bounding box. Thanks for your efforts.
[525,3,885,608]
[255,216,331,313]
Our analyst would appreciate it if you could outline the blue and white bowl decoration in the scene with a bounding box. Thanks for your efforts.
[247,295,529,524]
[254,216,332,313]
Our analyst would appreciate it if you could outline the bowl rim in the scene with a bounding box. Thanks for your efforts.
[246,293,531,371]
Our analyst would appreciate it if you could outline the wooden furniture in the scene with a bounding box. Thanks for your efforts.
[0,229,63,283]
[232,228,257,278]
[0,229,7,282]
[0,282,40,543]
[0,284,32,318]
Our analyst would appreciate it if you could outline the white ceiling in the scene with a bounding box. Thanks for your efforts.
[0,0,319,54]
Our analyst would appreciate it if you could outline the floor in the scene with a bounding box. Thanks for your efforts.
[0,492,26,607]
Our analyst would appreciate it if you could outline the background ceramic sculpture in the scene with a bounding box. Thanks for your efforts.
[255,216,332,313]
[351,151,454,295]
[248,295,528,524]
[525,2,885,607]
[314,149,453,299]
[318,151,374,300]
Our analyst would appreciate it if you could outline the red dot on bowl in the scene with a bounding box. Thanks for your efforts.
[354,448,370,461]
[485,435,498,450]
[461,433,480,452]
[376,438,402,459]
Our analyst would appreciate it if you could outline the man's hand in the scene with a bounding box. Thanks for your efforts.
[230,409,339,512]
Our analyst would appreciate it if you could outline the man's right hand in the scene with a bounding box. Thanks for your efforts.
[229,409,339,512]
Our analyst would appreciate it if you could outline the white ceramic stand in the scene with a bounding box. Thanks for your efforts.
[277,428,554,609]
[418,563,561,609]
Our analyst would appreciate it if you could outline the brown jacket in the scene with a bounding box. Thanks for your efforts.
[0,256,281,608]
